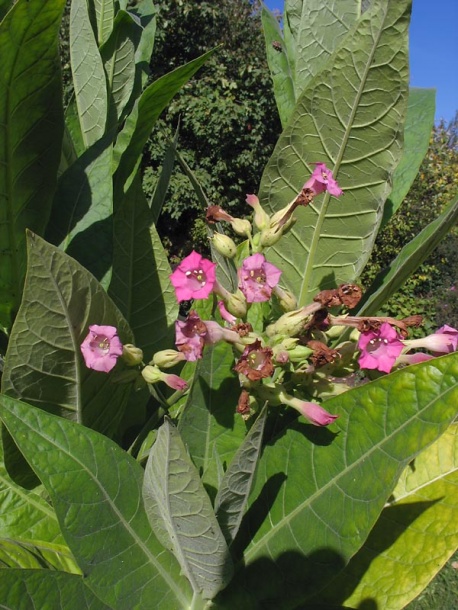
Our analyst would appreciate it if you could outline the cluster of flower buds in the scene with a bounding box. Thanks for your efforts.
[80,163,458,428]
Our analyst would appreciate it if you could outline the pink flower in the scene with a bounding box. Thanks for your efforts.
[395,352,434,366]
[358,322,404,374]
[234,340,274,381]
[162,373,188,392]
[175,311,207,361]
[303,163,343,197]
[288,397,338,426]
[217,300,237,325]
[403,324,458,355]
[80,325,123,373]
[170,251,216,302]
[238,253,282,303]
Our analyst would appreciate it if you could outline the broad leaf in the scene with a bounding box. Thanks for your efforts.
[143,418,234,599]
[113,49,214,194]
[0,569,111,609]
[0,0,65,330]
[0,538,78,573]
[93,0,115,45]
[0,396,193,610]
[1,232,133,440]
[214,352,458,609]
[70,0,107,148]
[261,5,296,127]
[129,0,157,94]
[356,194,458,315]
[101,10,138,124]
[286,0,359,100]
[260,0,411,306]
[215,406,267,545]
[150,127,179,223]
[316,425,458,610]
[46,134,114,284]
[381,87,436,228]
[109,173,178,358]
[178,342,248,495]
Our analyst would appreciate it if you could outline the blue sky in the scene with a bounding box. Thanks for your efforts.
[264,0,458,123]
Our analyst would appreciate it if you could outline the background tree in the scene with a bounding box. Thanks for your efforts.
[142,0,282,261]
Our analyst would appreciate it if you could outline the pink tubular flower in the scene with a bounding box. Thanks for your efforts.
[287,396,338,426]
[238,253,282,303]
[358,322,404,374]
[80,325,123,373]
[175,311,207,361]
[162,373,188,392]
[403,324,458,355]
[170,251,216,302]
[217,300,237,325]
[303,163,343,197]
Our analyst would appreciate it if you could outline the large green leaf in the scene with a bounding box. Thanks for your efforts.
[356,194,458,315]
[0,569,111,609]
[143,418,234,599]
[113,49,215,194]
[260,0,411,306]
[0,0,65,330]
[285,0,359,100]
[0,538,78,573]
[1,232,133,440]
[215,406,267,545]
[70,0,107,148]
[93,0,115,45]
[109,173,178,358]
[178,342,248,496]
[214,352,458,609]
[0,396,193,610]
[45,135,114,284]
[101,10,138,124]
[381,87,436,228]
[261,5,296,128]
[314,424,458,609]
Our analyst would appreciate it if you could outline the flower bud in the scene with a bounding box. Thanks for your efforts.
[121,344,144,366]
[266,308,310,338]
[273,285,297,312]
[230,217,252,237]
[141,365,162,384]
[210,232,237,259]
[151,349,186,369]
[246,194,270,231]
[225,289,247,318]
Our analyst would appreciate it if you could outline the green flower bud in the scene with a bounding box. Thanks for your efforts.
[210,232,237,258]
[121,344,144,366]
[266,308,310,338]
[230,217,252,237]
[141,365,162,384]
[225,289,247,318]
[273,285,297,312]
[151,349,186,369]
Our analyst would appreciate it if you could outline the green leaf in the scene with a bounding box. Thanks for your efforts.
[286,0,359,100]
[260,0,411,306]
[261,4,296,127]
[0,538,78,573]
[0,569,111,609]
[215,352,458,609]
[101,10,138,124]
[0,0,65,329]
[178,342,247,495]
[93,0,115,45]
[1,232,133,440]
[315,425,458,610]
[215,406,267,545]
[70,0,107,148]
[109,173,178,357]
[45,134,114,284]
[150,127,179,223]
[381,87,436,228]
[129,0,157,93]
[0,0,14,22]
[143,417,234,599]
[113,49,215,193]
[0,396,193,610]
[356,194,458,315]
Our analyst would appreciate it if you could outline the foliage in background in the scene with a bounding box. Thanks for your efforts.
[361,115,458,334]
[141,0,281,260]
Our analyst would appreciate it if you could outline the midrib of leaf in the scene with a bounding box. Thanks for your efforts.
[34,426,190,607]
[203,351,216,474]
[298,3,389,306]
[0,473,57,522]
[388,464,458,504]
[244,377,456,563]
